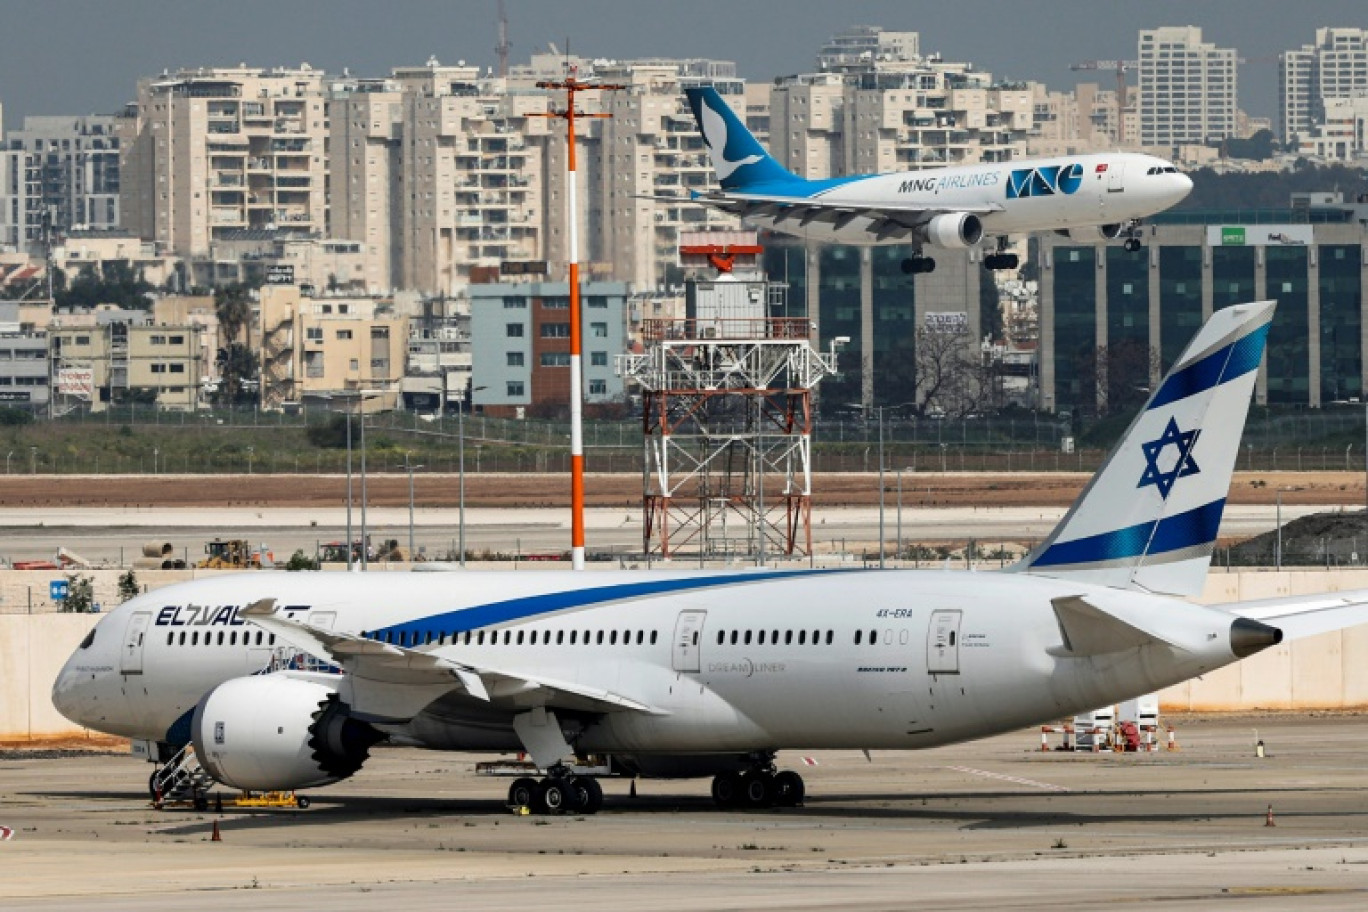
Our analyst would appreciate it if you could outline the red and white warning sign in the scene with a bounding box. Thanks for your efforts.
[0,826,14,840]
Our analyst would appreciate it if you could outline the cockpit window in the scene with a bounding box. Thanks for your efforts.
[79,628,95,650]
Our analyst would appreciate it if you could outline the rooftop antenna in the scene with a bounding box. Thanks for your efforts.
[495,0,510,78]
[531,70,626,570]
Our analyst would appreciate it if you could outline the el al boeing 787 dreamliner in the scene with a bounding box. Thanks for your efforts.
[677,86,1192,274]
[54,301,1368,813]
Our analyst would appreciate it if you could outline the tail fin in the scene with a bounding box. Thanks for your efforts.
[1017,300,1275,597]
[684,86,798,191]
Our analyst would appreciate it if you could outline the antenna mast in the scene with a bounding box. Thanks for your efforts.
[495,0,510,78]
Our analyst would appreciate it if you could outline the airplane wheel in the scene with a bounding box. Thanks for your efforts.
[901,257,919,275]
[741,772,776,808]
[920,257,937,274]
[773,770,805,807]
[1125,238,1142,252]
[711,772,743,808]
[296,795,310,809]
[571,776,604,815]
[535,778,569,815]
[508,776,538,809]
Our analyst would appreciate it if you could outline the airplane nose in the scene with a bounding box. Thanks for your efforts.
[1172,171,1193,201]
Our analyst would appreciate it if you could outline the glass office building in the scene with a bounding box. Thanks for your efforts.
[1039,209,1368,413]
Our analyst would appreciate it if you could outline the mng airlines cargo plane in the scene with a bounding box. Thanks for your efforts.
[54,301,1368,813]
[679,86,1192,274]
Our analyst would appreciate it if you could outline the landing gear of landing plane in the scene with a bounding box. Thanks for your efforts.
[711,768,805,809]
[983,252,1020,270]
[1124,237,1143,252]
[900,254,936,275]
[508,769,604,815]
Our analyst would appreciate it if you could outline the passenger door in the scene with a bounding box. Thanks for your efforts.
[927,609,962,675]
[672,609,707,673]
[121,611,151,675]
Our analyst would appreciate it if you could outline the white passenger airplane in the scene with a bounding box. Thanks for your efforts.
[679,86,1193,273]
[53,300,1368,814]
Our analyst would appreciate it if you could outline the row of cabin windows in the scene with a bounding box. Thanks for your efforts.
[715,629,835,647]
[362,628,660,649]
[854,629,919,646]
[166,629,276,647]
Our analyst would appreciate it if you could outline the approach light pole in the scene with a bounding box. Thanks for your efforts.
[532,72,626,570]
[459,386,487,568]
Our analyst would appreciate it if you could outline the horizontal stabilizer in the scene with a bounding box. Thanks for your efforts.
[1049,595,1180,656]
[1228,588,1368,642]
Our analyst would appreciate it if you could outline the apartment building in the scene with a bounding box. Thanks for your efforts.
[0,115,121,253]
[328,78,404,292]
[120,65,329,258]
[1137,26,1238,150]
[468,281,627,417]
[0,302,49,411]
[49,318,202,411]
[257,284,407,410]
[770,29,1034,180]
[1295,94,1368,161]
[1280,28,1368,144]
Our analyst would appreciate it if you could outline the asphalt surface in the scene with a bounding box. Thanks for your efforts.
[4,715,1368,909]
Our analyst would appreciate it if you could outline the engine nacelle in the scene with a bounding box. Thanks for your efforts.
[925,212,983,249]
[1060,223,1123,242]
[191,675,382,792]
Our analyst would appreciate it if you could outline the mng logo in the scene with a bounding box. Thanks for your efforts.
[1006,163,1084,200]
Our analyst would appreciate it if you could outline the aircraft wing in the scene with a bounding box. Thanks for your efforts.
[241,599,664,722]
[1224,589,1368,641]
[658,191,1001,242]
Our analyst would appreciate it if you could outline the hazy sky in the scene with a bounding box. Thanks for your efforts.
[2,1,1365,131]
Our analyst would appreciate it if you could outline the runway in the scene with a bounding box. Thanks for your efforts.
[4,715,1368,909]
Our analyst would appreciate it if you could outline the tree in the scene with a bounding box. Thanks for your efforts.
[879,327,995,418]
[117,569,140,603]
[213,342,258,407]
[284,549,321,571]
[60,574,96,613]
[214,283,253,346]
[1079,340,1161,417]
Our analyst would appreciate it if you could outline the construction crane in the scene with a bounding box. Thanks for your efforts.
[1069,59,1138,144]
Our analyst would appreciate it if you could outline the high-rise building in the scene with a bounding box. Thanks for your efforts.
[1137,26,1238,150]
[328,78,404,293]
[0,115,121,253]
[120,66,330,257]
[1280,28,1368,144]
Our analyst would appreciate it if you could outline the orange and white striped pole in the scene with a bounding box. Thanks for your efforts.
[533,73,625,569]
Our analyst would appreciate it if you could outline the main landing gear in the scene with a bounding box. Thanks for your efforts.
[901,254,936,275]
[508,767,604,815]
[983,252,1019,270]
[710,765,805,809]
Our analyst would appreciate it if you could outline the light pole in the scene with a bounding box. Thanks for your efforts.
[1276,488,1283,571]
[5,450,11,474]
[406,454,423,561]
[877,406,886,569]
[360,402,368,570]
[30,446,36,474]
[458,388,486,568]
[345,405,354,571]
[153,447,159,475]
[247,445,254,475]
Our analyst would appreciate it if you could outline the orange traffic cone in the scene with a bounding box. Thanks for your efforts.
[211,819,222,841]
[1264,804,1275,827]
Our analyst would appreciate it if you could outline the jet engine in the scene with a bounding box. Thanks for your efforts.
[925,212,984,249]
[191,675,383,792]
[1060,224,1123,242]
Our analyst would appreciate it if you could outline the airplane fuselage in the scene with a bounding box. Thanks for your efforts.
[734,152,1191,246]
[56,568,1245,765]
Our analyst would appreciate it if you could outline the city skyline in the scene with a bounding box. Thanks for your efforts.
[1,0,1366,133]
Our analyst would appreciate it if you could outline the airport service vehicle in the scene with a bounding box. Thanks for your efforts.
[53,301,1368,813]
[677,86,1193,273]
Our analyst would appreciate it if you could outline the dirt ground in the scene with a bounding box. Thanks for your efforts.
[0,471,1361,510]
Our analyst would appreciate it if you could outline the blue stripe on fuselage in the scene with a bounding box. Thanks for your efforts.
[370,569,857,640]
[1147,323,1269,410]
[1029,498,1226,568]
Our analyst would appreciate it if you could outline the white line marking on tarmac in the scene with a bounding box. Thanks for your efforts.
[947,765,1071,792]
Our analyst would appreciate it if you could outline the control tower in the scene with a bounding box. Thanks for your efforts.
[619,235,838,560]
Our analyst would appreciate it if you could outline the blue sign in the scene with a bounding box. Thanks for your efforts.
[50,580,69,601]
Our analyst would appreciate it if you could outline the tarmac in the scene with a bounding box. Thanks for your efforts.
[5,714,1368,909]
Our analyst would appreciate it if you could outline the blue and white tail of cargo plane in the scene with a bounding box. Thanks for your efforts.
[681,86,1192,274]
[53,302,1368,815]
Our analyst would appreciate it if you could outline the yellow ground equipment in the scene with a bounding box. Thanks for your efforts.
[198,539,272,569]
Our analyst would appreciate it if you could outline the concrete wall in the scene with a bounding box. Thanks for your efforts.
[6,567,1368,742]
[0,613,100,743]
